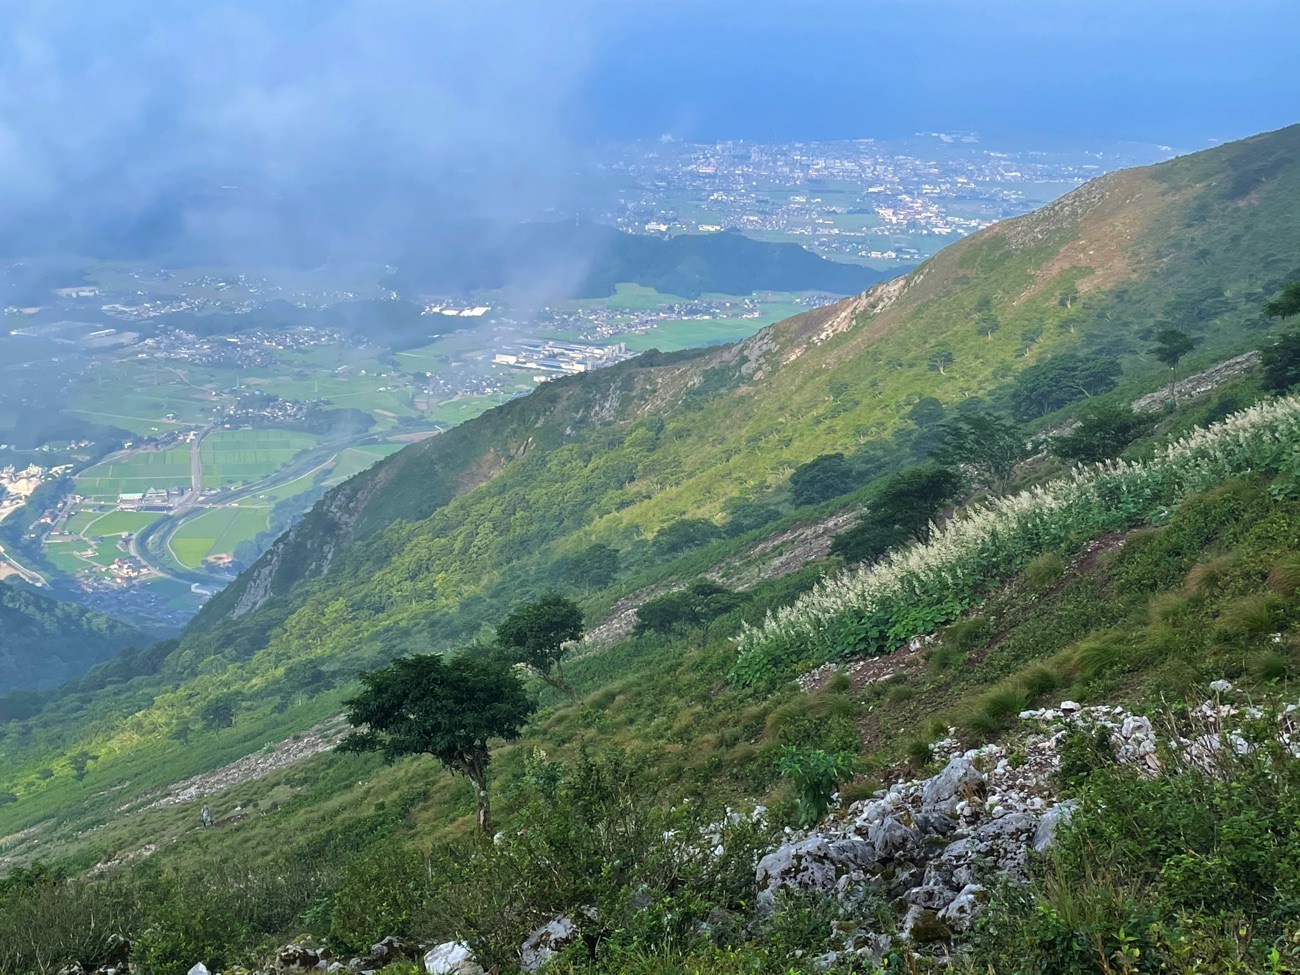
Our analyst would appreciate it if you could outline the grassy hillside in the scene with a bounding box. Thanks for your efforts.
[2,124,1300,974]
[0,582,148,693]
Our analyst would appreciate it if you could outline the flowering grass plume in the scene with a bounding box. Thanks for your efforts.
[729,395,1300,686]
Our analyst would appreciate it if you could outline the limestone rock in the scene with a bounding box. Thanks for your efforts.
[521,916,580,972]
[423,942,484,975]
[938,884,986,932]
[920,757,985,814]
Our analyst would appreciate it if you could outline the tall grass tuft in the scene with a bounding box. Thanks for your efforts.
[1024,551,1066,590]
[1073,631,1130,680]
[1266,553,1300,597]
[1216,594,1281,637]
[1183,554,1236,595]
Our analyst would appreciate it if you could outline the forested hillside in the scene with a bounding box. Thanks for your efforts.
[3,124,1300,975]
[0,582,146,694]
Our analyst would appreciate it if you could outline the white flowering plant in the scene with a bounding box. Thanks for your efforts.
[729,395,1300,686]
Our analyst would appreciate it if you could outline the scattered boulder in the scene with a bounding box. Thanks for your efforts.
[370,936,420,964]
[900,906,950,944]
[520,916,581,972]
[938,884,986,933]
[1033,801,1076,853]
[424,941,484,975]
[920,757,984,814]
[188,965,211,975]
[756,836,876,903]
[274,944,326,972]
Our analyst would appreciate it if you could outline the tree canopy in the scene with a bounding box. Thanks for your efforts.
[789,453,860,507]
[935,411,1028,493]
[831,464,965,565]
[1263,280,1300,320]
[341,653,535,832]
[1007,353,1122,420]
[1051,405,1156,465]
[634,580,746,635]
[496,594,585,701]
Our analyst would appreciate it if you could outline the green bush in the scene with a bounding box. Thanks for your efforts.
[775,746,860,828]
[328,839,432,952]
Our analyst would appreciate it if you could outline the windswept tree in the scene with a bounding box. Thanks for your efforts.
[341,654,535,833]
[496,594,585,702]
[927,347,954,375]
[935,411,1029,493]
[1149,328,1199,404]
[634,580,745,636]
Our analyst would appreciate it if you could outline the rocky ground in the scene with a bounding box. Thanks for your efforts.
[62,682,1285,975]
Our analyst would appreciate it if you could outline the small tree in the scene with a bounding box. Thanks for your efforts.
[927,347,954,374]
[789,453,859,506]
[1263,280,1300,320]
[634,580,745,636]
[557,543,620,590]
[831,464,965,564]
[650,519,722,557]
[935,411,1029,493]
[1261,283,1300,393]
[1149,328,1199,404]
[975,311,1001,340]
[341,654,535,833]
[496,595,585,702]
[1052,405,1156,465]
[199,694,238,729]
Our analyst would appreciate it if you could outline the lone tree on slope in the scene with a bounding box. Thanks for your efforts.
[1149,328,1199,405]
[496,594,585,702]
[341,653,535,834]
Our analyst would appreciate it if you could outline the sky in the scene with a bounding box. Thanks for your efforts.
[0,0,1295,261]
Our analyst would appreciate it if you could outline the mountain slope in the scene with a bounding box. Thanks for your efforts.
[0,582,147,693]
[2,123,1299,861]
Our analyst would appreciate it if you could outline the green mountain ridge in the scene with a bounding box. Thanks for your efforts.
[0,581,147,695]
[2,126,1300,973]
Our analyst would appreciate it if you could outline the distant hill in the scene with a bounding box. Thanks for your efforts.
[385,223,896,298]
[0,582,147,692]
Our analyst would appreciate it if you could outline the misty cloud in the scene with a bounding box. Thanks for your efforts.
[0,0,606,264]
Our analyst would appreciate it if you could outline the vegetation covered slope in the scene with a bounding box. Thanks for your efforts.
[0,582,147,694]
[1,123,1299,883]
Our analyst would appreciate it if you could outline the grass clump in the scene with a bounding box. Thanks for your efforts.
[1216,593,1282,637]
[1249,648,1293,684]
[1266,553,1300,596]
[1072,630,1131,680]
[1017,661,1065,699]
[1023,551,1066,590]
[1182,554,1237,595]
[943,616,991,652]
[960,686,1030,741]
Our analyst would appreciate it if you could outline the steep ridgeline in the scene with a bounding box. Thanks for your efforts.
[0,582,147,693]
[197,124,1300,644]
[3,124,1300,832]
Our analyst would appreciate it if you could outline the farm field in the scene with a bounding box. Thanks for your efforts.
[199,429,321,488]
[75,445,194,500]
[425,395,511,427]
[620,319,763,352]
[169,506,272,568]
[81,510,165,536]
